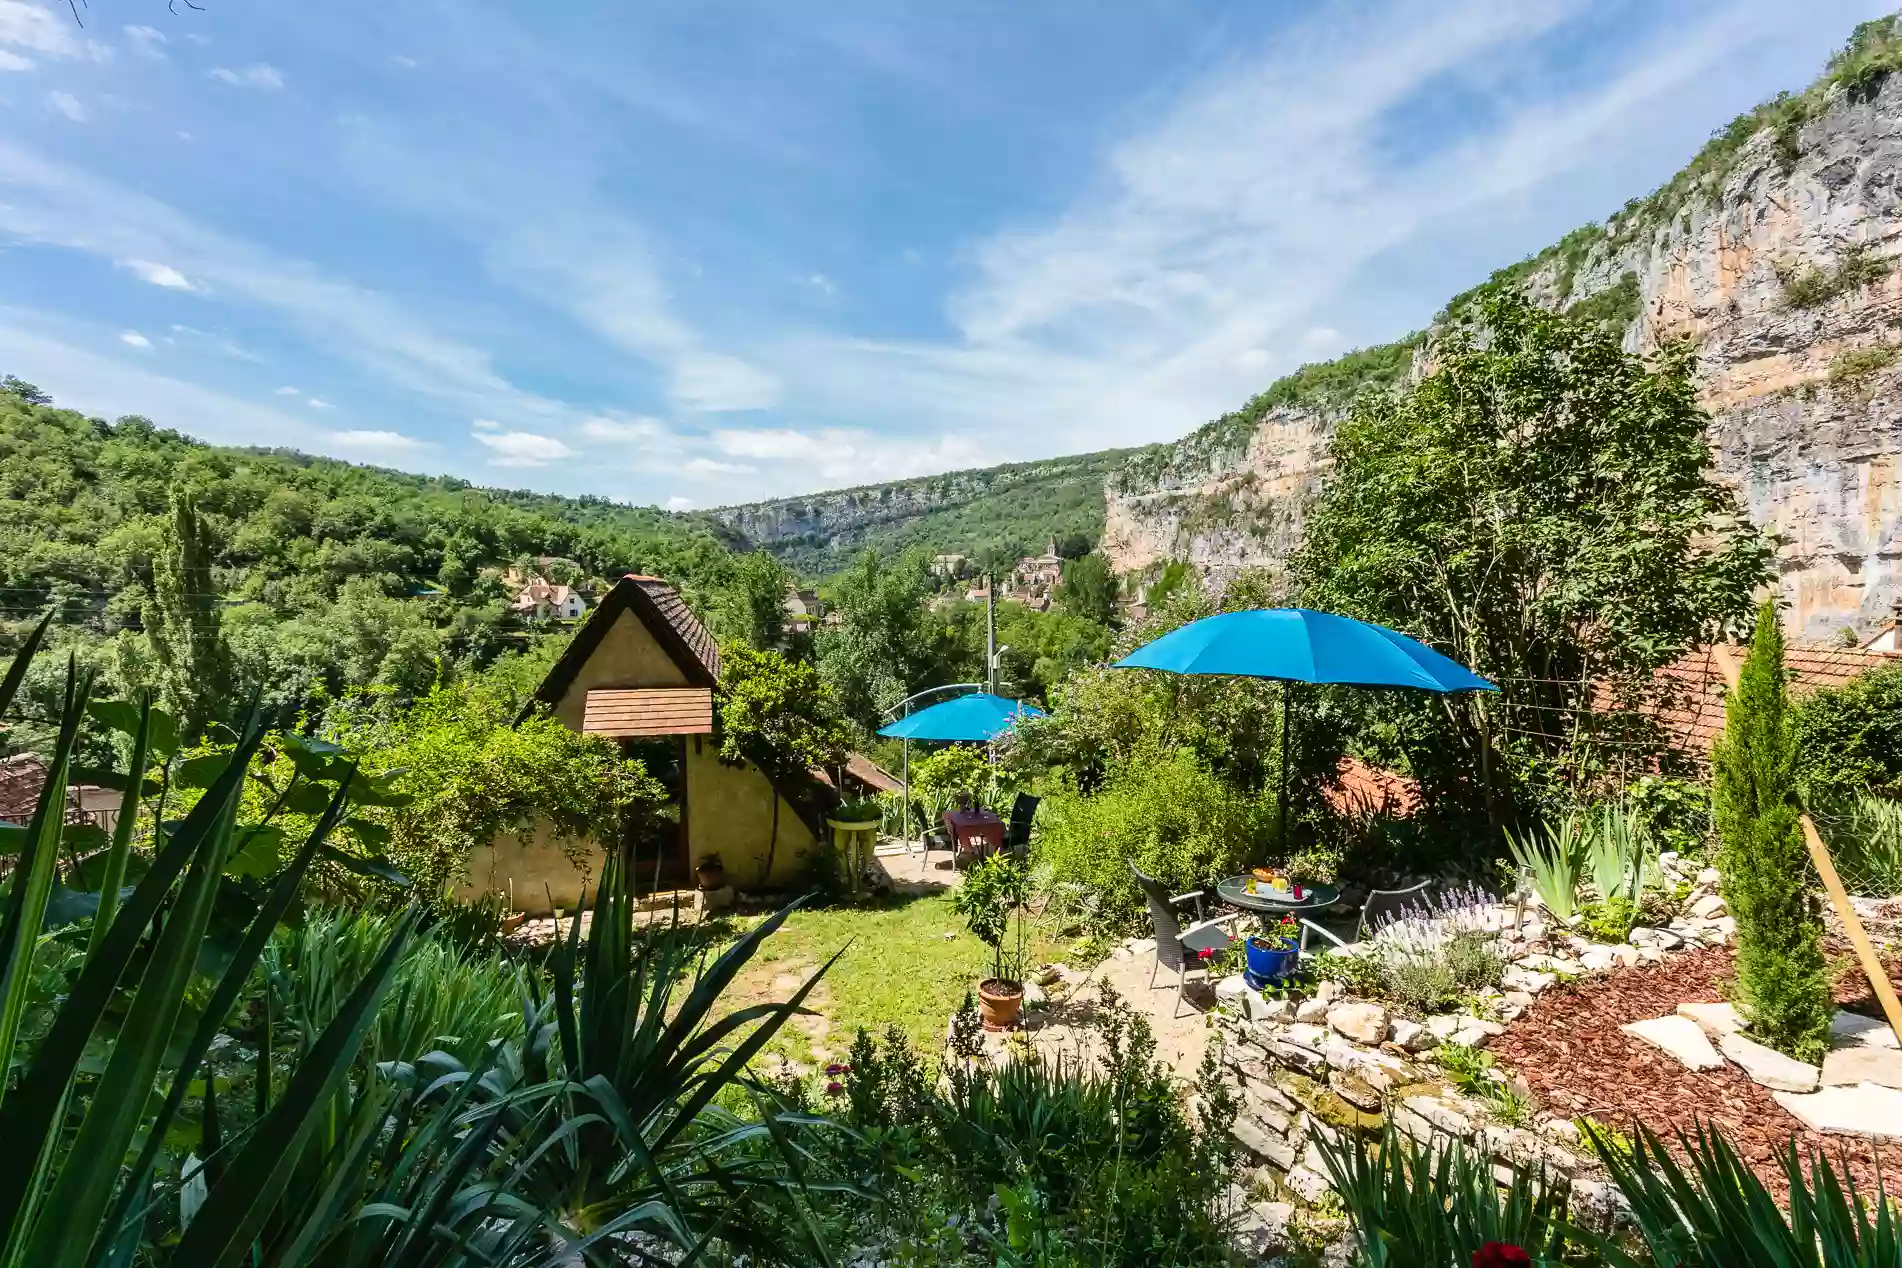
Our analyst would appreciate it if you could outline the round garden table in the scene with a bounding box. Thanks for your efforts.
[1215,875,1341,915]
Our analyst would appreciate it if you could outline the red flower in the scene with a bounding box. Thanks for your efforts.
[1472,1243,1531,1268]
[1197,946,1216,961]
[825,1080,845,1096]
[825,1063,850,1076]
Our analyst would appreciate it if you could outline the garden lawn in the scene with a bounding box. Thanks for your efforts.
[720,891,1044,1070]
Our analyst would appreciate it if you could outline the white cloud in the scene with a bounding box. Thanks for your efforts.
[0,49,30,71]
[471,417,500,430]
[275,385,299,395]
[807,273,836,297]
[0,1,96,61]
[389,54,418,68]
[579,414,675,447]
[664,495,694,511]
[119,330,150,348]
[166,324,260,362]
[684,455,748,474]
[209,63,283,90]
[1300,327,1342,351]
[118,258,195,290]
[329,428,422,453]
[474,428,573,467]
[306,397,334,409]
[124,24,165,57]
[46,89,83,121]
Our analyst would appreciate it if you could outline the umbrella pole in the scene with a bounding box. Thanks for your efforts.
[1278,681,1292,856]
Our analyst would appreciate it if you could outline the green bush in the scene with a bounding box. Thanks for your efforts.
[909,743,992,804]
[1792,658,1902,805]
[1579,896,1639,943]
[1713,600,1832,1064]
[829,984,1236,1266]
[1034,746,1275,936]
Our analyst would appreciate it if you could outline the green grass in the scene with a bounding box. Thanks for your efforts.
[721,892,1010,1066]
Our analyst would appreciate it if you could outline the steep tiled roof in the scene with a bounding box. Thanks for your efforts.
[627,576,719,680]
[1643,643,1902,758]
[1325,756,1421,818]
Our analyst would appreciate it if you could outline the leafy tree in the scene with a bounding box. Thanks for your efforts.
[815,549,945,727]
[1,376,50,406]
[1055,552,1117,625]
[717,642,853,883]
[1712,599,1832,1063]
[1295,287,1770,831]
[712,550,790,651]
[144,485,232,740]
[1142,561,1196,610]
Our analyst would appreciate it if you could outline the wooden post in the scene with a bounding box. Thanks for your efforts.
[1711,644,1902,1047]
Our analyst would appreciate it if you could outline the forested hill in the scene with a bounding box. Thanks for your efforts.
[709,446,1152,574]
[0,381,740,713]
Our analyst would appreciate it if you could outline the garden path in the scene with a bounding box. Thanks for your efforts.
[1013,942,1213,1082]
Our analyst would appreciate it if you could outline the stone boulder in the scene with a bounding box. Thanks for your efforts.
[1327,1001,1390,1045]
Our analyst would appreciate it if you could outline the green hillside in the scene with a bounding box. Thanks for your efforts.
[0,378,738,715]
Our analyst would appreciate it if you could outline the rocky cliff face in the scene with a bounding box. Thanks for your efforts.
[710,448,1143,574]
[1102,38,1902,642]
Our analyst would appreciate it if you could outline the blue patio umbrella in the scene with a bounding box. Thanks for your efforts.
[877,691,1045,742]
[1114,608,1497,848]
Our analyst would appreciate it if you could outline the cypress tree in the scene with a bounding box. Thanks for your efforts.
[144,485,232,741]
[1711,599,1832,1063]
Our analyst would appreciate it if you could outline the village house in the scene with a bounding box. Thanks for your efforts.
[509,578,588,621]
[459,575,888,914]
[782,587,824,629]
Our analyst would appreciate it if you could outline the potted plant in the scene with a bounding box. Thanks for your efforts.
[826,797,884,898]
[695,852,726,892]
[1243,913,1301,987]
[828,796,883,829]
[952,853,1031,1030]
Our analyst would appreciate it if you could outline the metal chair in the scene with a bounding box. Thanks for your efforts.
[1297,878,1434,951]
[1004,793,1040,861]
[1128,859,1239,1016]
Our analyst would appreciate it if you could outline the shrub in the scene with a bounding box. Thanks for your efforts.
[1579,896,1639,943]
[1034,746,1275,936]
[1358,887,1507,1012]
[1713,600,1832,1063]
[1792,658,1902,805]
[908,743,992,805]
[832,984,1235,1266]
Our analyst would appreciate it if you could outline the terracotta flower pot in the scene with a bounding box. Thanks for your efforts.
[978,978,1025,1031]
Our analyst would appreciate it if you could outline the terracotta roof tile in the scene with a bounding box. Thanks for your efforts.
[631,577,720,680]
[1633,642,1902,760]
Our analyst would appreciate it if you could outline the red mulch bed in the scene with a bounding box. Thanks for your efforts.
[1491,943,1901,1198]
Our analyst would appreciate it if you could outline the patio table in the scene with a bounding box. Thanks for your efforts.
[1215,875,1341,916]
[942,808,1004,864]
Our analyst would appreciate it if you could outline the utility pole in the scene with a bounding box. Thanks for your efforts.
[985,571,998,695]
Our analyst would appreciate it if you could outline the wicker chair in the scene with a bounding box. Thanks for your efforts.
[1127,859,1239,1016]
[1297,878,1433,951]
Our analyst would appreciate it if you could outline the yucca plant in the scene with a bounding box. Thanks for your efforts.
[1313,1124,1574,1268]
[1507,812,1586,921]
[1581,1121,1902,1267]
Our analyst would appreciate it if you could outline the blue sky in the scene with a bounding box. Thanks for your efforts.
[0,0,1889,509]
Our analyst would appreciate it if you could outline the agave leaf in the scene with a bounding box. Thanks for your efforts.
[86,699,152,965]
[172,909,420,1268]
[0,659,88,1118]
[0,610,52,722]
[18,714,259,1268]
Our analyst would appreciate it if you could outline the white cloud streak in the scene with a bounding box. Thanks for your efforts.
[118,258,195,290]
[46,89,84,120]
[210,63,283,89]
[474,429,574,467]
[119,330,150,348]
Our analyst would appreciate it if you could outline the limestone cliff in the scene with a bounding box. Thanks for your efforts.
[1102,21,1902,641]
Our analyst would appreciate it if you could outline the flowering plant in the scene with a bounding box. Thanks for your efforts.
[1472,1243,1530,1268]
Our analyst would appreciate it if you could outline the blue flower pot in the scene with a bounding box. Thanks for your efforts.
[1243,935,1298,988]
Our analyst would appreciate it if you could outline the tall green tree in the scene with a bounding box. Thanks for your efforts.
[1712,599,1832,1063]
[144,485,232,740]
[1055,552,1117,626]
[1295,286,1770,829]
[713,550,790,651]
[814,549,944,727]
